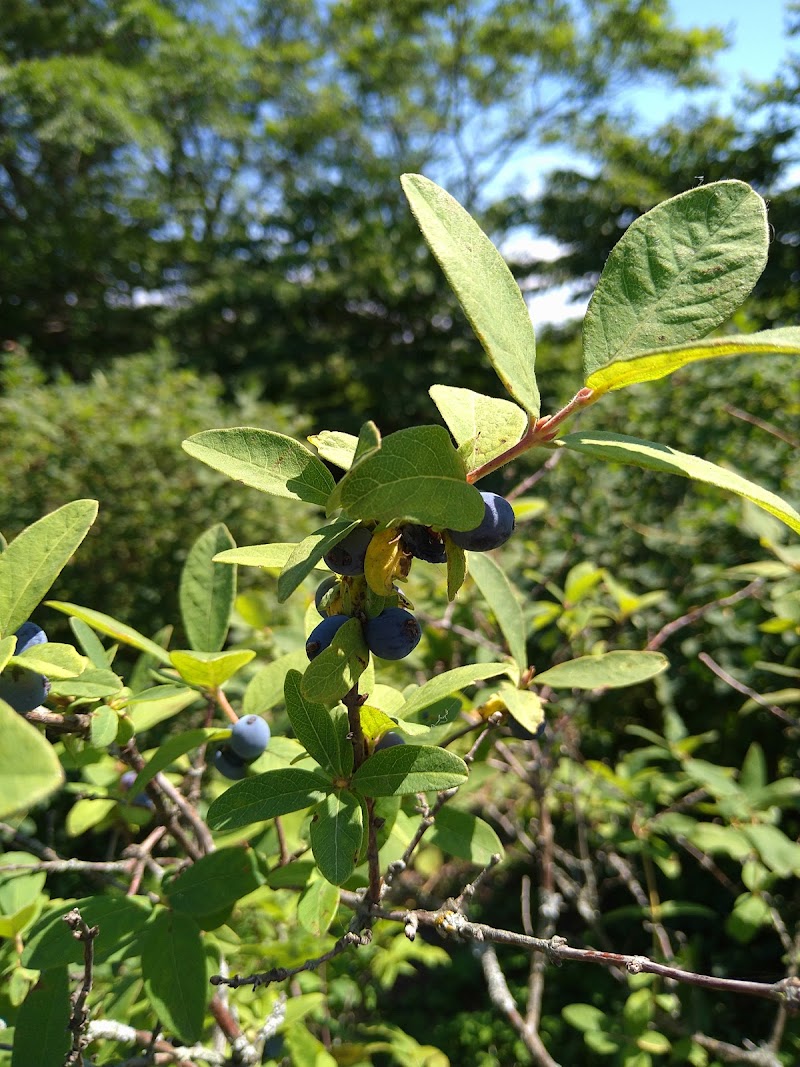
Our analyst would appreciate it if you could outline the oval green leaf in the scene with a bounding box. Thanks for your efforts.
[168,648,255,688]
[309,791,364,886]
[141,908,206,1043]
[45,601,172,664]
[182,427,335,505]
[11,966,71,1067]
[559,431,800,536]
[535,650,668,689]
[351,745,468,797]
[285,670,352,776]
[398,662,512,720]
[179,523,236,652]
[0,499,98,638]
[206,767,330,832]
[429,385,529,472]
[402,174,540,415]
[0,702,64,819]
[586,326,800,396]
[165,847,262,914]
[429,806,504,865]
[300,617,370,706]
[583,180,769,378]
[332,425,484,531]
[467,552,527,671]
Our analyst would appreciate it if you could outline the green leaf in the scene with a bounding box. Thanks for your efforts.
[213,542,330,570]
[0,635,15,674]
[739,742,767,794]
[277,519,359,603]
[330,425,485,530]
[284,1024,339,1067]
[66,798,116,837]
[49,667,123,699]
[128,727,229,795]
[0,853,46,916]
[587,326,800,395]
[0,701,64,819]
[182,427,335,505]
[11,966,71,1067]
[300,617,370,706]
[559,431,800,537]
[742,824,800,877]
[206,768,330,832]
[244,649,310,716]
[0,499,98,638]
[285,670,352,776]
[401,174,539,416]
[398,663,512,720]
[351,745,468,797]
[429,385,528,472]
[467,553,527,671]
[179,524,236,652]
[45,602,172,663]
[165,847,262,914]
[297,873,341,936]
[168,648,255,688]
[500,686,545,735]
[127,688,200,733]
[445,536,467,602]
[142,908,206,1043]
[11,642,86,679]
[90,705,119,749]
[535,651,669,689]
[583,180,768,378]
[429,806,503,864]
[637,1032,671,1055]
[23,896,152,968]
[310,791,364,886]
[308,430,359,470]
[69,616,110,667]
[563,1003,607,1032]
[725,892,772,944]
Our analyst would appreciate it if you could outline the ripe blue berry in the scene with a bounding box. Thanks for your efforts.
[364,607,421,660]
[446,492,515,552]
[375,731,405,751]
[14,622,47,654]
[400,524,446,564]
[229,715,271,761]
[306,614,351,660]
[314,575,339,617]
[214,746,248,780]
[0,667,50,714]
[323,526,373,575]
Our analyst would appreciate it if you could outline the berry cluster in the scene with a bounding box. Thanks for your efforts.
[0,621,50,714]
[214,715,271,781]
[309,491,516,662]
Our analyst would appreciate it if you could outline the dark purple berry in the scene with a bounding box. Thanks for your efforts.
[0,667,50,714]
[400,525,446,564]
[364,607,421,661]
[120,770,137,791]
[323,527,373,575]
[306,614,351,660]
[375,731,405,751]
[214,746,248,780]
[229,715,271,761]
[14,622,47,654]
[314,575,339,617]
[509,718,546,741]
[446,492,515,552]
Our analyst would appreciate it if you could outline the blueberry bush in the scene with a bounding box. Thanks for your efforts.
[1,175,799,1066]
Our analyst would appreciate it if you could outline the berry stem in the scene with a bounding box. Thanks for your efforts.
[214,686,239,725]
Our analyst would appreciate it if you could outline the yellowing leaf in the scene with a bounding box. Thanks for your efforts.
[364,527,410,596]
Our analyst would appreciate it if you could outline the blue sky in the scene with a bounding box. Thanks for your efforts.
[524,0,794,325]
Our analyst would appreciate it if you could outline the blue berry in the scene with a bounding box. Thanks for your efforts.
[0,667,50,714]
[400,525,446,564]
[509,718,546,741]
[306,614,351,660]
[214,746,248,780]
[364,607,421,661]
[323,527,373,575]
[14,622,47,654]
[229,715,271,761]
[446,492,515,552]
[314,575,339,617]
[375,731,405,751]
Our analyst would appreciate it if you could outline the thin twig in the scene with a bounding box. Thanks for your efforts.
[63,908,99,1066]
[698,652,799,727]
[646,580,764,652]
[210,928,372,990]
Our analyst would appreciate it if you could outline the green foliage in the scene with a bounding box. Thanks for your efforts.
[2,162,799,1067]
